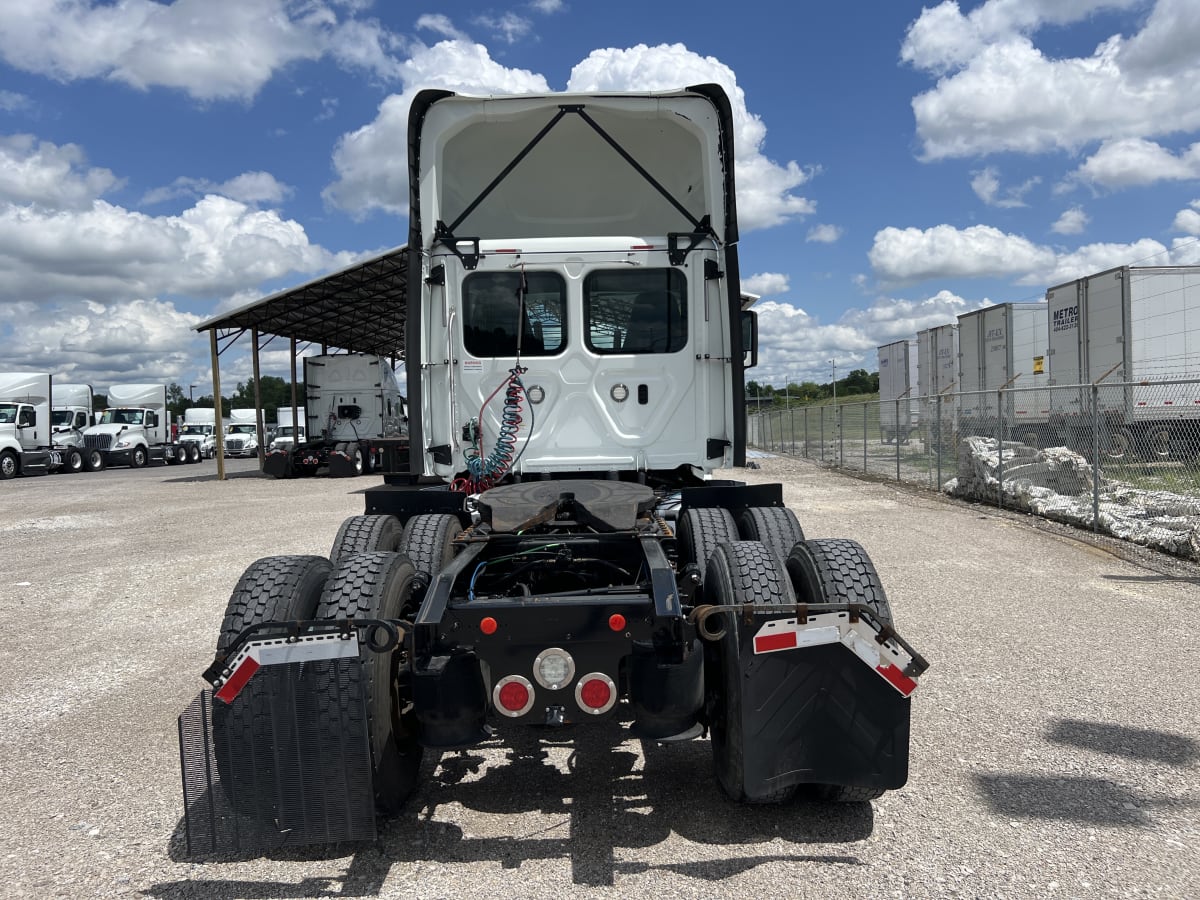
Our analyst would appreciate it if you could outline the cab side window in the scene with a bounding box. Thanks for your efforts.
[462,271,566,357]
[584,269,687,354]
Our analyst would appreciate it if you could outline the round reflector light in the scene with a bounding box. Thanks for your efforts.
[480,616,498,635]
[533,647,576,690]
[575,672,617,715]
[608,613,626,632]
[493,675,535,717]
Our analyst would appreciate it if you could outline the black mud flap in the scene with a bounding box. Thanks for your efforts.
[736,619,912,800]
[263,451,293,479]
[328,451,358,478]
[177,654,376,856]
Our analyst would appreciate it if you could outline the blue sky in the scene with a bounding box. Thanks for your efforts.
[1,0,1198,394]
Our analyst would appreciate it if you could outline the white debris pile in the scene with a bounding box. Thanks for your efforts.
[943,436,1200,561]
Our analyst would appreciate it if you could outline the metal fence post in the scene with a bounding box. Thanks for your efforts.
[838,403,844,467]
[935,393,943,490]
[894,398,901,482]
[820,406,825,462]
[804,407,810,459]
[1091,382,1101,533]
[996,389,1005,511]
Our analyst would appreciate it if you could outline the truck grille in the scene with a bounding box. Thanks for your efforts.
[84,434,112,451]
[226,437,246,451]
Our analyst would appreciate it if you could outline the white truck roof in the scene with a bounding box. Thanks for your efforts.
[108,384,167,410]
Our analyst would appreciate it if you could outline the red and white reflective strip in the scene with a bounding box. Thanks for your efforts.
[751,613,919,697]
[213,632,360,705]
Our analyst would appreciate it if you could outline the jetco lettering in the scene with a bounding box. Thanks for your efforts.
[1053,304,1079,333]
[986,327,1004,340]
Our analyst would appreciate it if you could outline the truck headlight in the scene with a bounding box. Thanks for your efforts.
[115,438,131,449]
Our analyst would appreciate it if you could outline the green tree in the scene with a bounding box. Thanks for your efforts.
[227,376,304,421]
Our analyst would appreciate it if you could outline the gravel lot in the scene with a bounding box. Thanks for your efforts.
[1,454,1197,899]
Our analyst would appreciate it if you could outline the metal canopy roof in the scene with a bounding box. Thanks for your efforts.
[196,245,408,359]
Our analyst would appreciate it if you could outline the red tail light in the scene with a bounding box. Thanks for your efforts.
[493,675,534,717]
[575,673,617,715]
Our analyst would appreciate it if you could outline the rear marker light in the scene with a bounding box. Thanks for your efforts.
[608,614,626,632]
[575,673,617,715]
[480,616,498,635]
[533,647,575,691]
[493,675,535,717]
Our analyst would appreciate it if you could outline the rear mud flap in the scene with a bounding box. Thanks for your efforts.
[177,655,376,856]
[263,452,293,478]
[736,622,911,800]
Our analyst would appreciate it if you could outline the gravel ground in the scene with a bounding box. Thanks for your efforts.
[0,455,1197,899]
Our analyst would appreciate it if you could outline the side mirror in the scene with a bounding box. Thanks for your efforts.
[741,310,758,369]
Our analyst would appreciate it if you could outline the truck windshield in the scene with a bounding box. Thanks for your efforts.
[100,409,144,425]
[227,425,256,435]
[276,427,302,438]
[584,268,687,354]
[181,425,212,435]
[0,403,16,424]
[462,271,565,357]
[51,410,74,427]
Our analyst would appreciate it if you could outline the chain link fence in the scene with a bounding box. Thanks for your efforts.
[747,378,1200,561]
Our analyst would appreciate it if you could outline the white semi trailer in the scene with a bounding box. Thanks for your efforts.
[82,383,192,468]
[1046,265,1200,459]
[916,322,959,446]
[956,302,1051,447]
[877,339,918,444]
[0,373,88,477]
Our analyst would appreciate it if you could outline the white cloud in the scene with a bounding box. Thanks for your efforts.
[529,0,564,13]
[0,90,31,112]
[806,224,843,243]
[869,224,1056,284]
[1051,206,1090,235]
[1071,137,1200,188]
[0,0,407,101]
[1173,200,1200,234]
[903,0,1200,159]
[1,298,204,387]
[142,171,293,207]
[0,135,122,210]
[869,221,1178,287]
[415,15,469,42]
[971,166,1040,207]
[472,13,533,45]
[742,272,790,297]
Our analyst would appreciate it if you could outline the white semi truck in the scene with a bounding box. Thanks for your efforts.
[263,354,407,477]
[51,382,99,472]
[877,339,918,444]
[180,85,927,855]
[1046,265,1200,459]
[178,408,219,461]
[267,406,305,452]
[224,408,262,459]
[956,302,1051,447]
[82,383,193,468]
[0,372,90,477]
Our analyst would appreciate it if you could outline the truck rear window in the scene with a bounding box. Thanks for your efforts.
[584,269,687,354]
[462,271,565,357]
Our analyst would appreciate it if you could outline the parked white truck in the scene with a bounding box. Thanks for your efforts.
[51,382,99,472]
[877,339,918,444]
[178,408,218,461]
[82,383,193,468]
[268,407,306,453]
[956,302,1051,447]
[1046,265,1200,459]
[224,408,262,459]
[0,372,88,477]
[264,354,407,477]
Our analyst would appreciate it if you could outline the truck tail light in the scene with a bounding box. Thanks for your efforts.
[575,673,617,715]
[532,648,575,690]
[493,675,534,717]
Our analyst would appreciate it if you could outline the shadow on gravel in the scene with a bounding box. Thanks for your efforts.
[149,721,873,897]
[975,773,1167,827]
[1047,718,1200,766]
[1102,573,1200,586]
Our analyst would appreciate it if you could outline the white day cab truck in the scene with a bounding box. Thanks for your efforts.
[268,406,305,454]
[224,408,262,459]
[1046,265,1200,461]
[178,408,219,461]
[0,373,96,478]
[82,384,195,469]
[50,382,100,472]
[263,353,408,478]
[177,86,929,856]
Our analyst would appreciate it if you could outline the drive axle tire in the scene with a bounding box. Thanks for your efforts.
[188,443,201,463]
[329,514,403,567]
[677,507,739,584]
[707,540,797,804]
[737,506,805,568]
[399,513,461,578]
[83,449,104,472]
[63,449,83,474]
[0,450,17,480]
[315,551,422,815]
[785,538,891,803]
[211,555,333,819]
